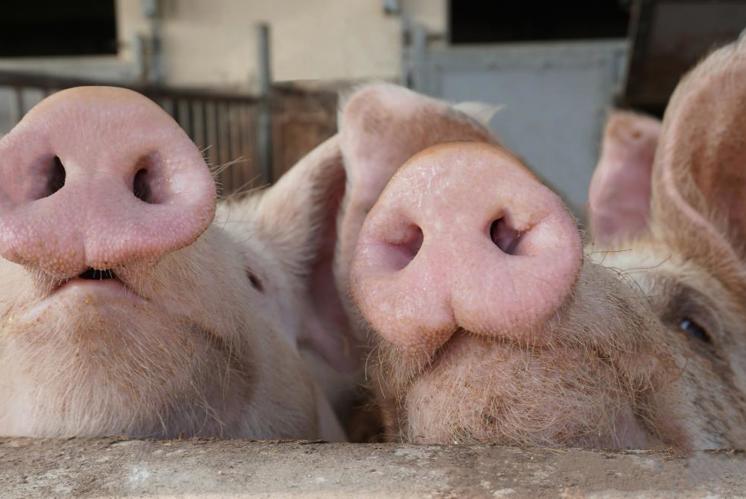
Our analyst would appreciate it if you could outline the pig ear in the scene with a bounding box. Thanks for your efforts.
[451,101,503,127]
[588,111,661,245]
[650,41,746,270]
[250,136,357,372]
[335,83,497,280]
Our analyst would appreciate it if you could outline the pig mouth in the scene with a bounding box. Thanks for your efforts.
[50,267,145,301]
[380,327,614,394]
[78,268,118,281]
[428,330,537,372]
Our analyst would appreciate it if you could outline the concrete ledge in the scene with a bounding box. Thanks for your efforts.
[1,438,744,498]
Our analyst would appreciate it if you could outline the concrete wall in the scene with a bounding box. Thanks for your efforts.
[0,1,446,91]
[116,0,447,91]
[2,438,744,497]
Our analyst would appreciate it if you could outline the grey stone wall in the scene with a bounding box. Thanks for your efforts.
[1,438,744,497]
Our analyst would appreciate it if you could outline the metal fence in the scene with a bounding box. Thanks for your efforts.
[0,71,338,196]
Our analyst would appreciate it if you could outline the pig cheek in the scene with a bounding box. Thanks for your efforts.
[144,231,251,345]
[0,261,41,316]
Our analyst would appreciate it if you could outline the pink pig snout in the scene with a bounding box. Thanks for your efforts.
[351,142,582,351]
[0,87,216,276]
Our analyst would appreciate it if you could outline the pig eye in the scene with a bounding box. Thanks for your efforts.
[679,317,712,344]
[246,269,264,293]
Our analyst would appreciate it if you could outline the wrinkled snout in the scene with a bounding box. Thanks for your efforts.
[351,142,582,351]
[0,87,216,277]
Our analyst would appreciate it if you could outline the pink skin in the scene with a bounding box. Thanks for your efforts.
[0,87,345,440]
[588,111,661,245]
[334,40,746,449]
[0,87,215,277]
[352,142,581,352]
[327,83,679,447]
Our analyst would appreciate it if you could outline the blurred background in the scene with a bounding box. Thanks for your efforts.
[0,0,744,215]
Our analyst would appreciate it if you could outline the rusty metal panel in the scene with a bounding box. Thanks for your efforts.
[623,0,746,113]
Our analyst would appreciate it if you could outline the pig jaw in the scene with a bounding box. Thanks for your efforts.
[0,226,319,439]
[366,260,681,448]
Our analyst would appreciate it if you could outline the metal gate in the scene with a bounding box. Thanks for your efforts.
[405,38,628,217]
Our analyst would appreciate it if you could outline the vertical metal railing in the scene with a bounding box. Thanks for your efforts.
[0,70,338,200]
[0,73,265,196]
[256,23,274,185]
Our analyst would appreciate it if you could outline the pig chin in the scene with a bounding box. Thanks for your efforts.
[378,334,653,447]
[0,261,257,438]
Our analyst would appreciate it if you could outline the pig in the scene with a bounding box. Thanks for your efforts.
[318,38,746,449]
[0,86,349,440]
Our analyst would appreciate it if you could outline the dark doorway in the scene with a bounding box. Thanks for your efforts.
[0,1,117,57]
[450,1,631,44]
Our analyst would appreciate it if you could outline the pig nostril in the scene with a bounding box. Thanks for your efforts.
[45,156,66,197]
[31,155,66,200]
[490,218,522,255]
[133,168,153,203]
[383,224,423,271]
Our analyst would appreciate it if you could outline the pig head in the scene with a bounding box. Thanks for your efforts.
[0,87,347,440]
[324,39,746,449]
[585,38,746,449]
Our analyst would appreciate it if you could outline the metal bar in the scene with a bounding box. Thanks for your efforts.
[242,104,258,188]
[238,104,252,189]
[11,87,23,123]
[256,23,273,185]
[409,23,428,92]
[160,97,175,119]
[218,104,227,190]
[182,99,193,139]
[173,98,183,127]
[202,100,218,194]
[0,71,259,104]
[213,100,223,177]
[233,104,245,190]
[227,104,239,192]
[193,100,205,150]
[223,101,233,168]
